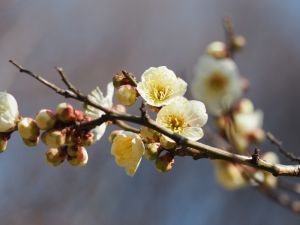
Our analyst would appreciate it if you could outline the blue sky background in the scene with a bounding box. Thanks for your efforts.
[1,0,300,224]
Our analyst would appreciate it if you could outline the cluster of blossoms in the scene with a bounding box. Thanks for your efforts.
[192,38,279,189]
[108,67,208,176]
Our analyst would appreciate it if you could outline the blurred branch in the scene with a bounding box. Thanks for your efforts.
[9,60,300,177]
[267,132,300,164]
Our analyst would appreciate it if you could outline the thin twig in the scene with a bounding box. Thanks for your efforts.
[55,67,80,96]
[122,70,138,87]
[267,132,300,164]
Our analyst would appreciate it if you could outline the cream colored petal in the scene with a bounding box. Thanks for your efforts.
[234,110,263,134]
[181,127,204,141]
[184,100,208,127]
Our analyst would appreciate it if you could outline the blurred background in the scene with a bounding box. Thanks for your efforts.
[1,0,300,224]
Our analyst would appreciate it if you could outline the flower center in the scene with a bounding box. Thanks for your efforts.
[205,71,229,93]
[166,114,186,133]
[150,83,172,103]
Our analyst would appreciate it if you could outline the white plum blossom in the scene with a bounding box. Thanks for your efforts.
[84,82,114,141]
[156,97,208,141]
[192,55,242,116]
[0,92,19,132]
[111,131,145,176]
[137,66,187,107]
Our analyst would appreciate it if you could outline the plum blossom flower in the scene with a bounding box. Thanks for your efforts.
[84,82,114,141]
[192,55,242,116]
[0,92,19,132]
[156,97,208,141]
[137,66,187,107]
[111,131,145,176]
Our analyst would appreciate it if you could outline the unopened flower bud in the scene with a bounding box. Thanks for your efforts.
[42,129,66,148]
[140,126,161,143]
[233,35,246,50]
[155,153,174,173]
[23,137,39,147]
[67,146,88,167]
[35,109,56,130]
[56,102,76,123]
[74,110,85,122]
[206,41,227,59]
[145,143,160,160]
[160,135,176,150]
[18,117,39,139]
[235,98,254,114]
[116,85,137,106]
[108,130,123,143]
[82,132,94,147]
[0,137,8,152]
[45,147,65,166]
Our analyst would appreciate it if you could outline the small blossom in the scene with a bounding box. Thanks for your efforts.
[111,131,145,176]
[35,109,56,130]
[18,117,39,139]
[214,161,247,190]
[0,92,19,132]
[192,55,242,116]
[137,66,187,107]
[116,85,137,106]
[85,82,114,142]
[156,97,208,141]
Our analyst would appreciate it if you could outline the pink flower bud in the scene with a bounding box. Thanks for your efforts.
[81,132,94,147]
[35,109,56,130]
[18,117,40,139]
[116,85,137,106]
[56,102,76,123]
[42,129,66,148]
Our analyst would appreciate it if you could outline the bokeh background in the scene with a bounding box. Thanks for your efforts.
[1,0,300,224]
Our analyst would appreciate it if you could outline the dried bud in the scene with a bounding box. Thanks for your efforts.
[67,146,88,167]
[56,102,76,123]
[35,109,56,130]
[82,132,94,147]
[108,130,123,143]
[160,135,176,150]
[155,153,174,173]
[144,143,160,160]
[42,129,66,148]
[116,85,137,106]
[23,137,39,147]
[45,147,65,166]
[18,117,40,139]
[0,136,8,152]
[140,126,161,143]
[148,105,161,113]
[206,41,227,59]
[113,72,127,88]
[233,35,246,50]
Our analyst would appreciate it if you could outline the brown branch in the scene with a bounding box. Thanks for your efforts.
[55,67,80,96]
[9,60,300,177]
[122,70,137,87]
[267,132,300,164]
[223,16,235,58]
